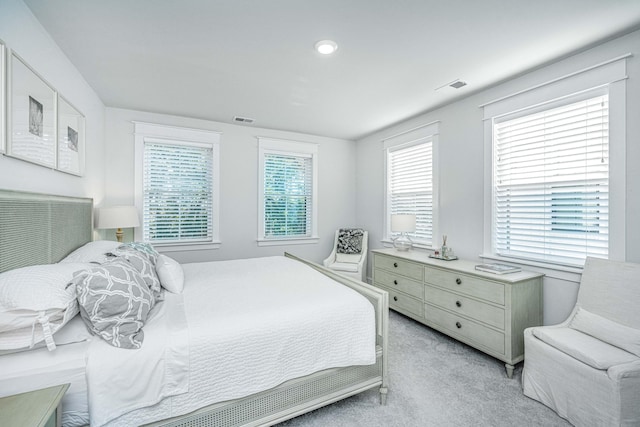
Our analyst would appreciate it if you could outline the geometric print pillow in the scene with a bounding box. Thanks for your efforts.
[337,228,364,254]
[109,245,163,303]
[72,259,155,349]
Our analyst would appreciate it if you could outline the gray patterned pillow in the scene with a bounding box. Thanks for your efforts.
[72,259,155,349]
[337,228,364,254]
[109,245,163,303]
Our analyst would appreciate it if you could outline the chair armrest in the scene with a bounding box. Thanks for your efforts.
[608,360,640,381]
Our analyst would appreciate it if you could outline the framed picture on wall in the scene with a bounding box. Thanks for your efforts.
[7,50,57,168]
[0,40,6,154]
[57,95,84,175]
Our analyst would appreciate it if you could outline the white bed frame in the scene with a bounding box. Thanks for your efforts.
[0,190,389,427]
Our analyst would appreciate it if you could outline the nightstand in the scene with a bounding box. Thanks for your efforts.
[0,383,69,427]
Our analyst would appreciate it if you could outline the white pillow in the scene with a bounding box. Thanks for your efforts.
[0,263,89,351]
[335,253,362,263]
[60,240,120,264]
[570,306,640,357]
[0,314,92,355]
[156,254,184,294]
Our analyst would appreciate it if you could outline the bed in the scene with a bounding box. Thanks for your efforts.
[0,189,389,427]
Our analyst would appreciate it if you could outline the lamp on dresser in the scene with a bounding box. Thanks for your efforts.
[96,206,140,242]
[390,214,416,251]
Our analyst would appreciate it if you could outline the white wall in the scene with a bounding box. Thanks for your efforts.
[0,0,105,202]
[104,108,357,265]
[356,30,640,325]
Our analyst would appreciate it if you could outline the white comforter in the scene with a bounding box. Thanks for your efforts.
[96,256,376,427]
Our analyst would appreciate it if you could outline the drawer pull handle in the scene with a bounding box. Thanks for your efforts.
[455,301,461,308]
[393,296,398,302]
[455,278,462,285]
[393,280,398,285]
[456,322,462,329]
[393,262,398,268]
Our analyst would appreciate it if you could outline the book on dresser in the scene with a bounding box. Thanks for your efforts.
[371,248,543,379]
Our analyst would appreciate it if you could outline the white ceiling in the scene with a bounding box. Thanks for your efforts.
[23,0,640,140]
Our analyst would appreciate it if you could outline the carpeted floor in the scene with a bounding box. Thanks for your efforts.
[279,311,571,427]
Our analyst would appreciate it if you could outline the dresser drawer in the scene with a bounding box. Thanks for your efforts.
[374,269,423,299]
[381,286,423,317]
[424,285,505,330]
[424,267,504,305]
[425,304,505,355]
[374,254,423,281]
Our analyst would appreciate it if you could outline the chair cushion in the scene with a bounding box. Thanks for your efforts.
[570,306,640,357]
[327,262,359,273]
[337,229,364,254]
[336,253,361,263]
[532,327,638,370]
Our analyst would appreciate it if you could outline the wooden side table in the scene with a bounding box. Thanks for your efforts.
[0,383,69,427]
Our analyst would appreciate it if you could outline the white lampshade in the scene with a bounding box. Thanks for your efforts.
[390,214,416,233]
[96,206,140,229]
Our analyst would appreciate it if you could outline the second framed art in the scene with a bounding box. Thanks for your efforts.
[57,95,84,175]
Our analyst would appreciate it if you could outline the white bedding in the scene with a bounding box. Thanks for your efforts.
[0,256,375,427]
[102,255,376,426]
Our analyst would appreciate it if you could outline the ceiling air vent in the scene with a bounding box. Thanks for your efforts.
[233,116,255,124]
[449,80,467,89]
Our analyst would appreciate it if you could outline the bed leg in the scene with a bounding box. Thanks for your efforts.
[379,386,388,405]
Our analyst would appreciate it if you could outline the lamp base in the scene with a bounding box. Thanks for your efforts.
[393,233,413,251]
[116,228,124,243]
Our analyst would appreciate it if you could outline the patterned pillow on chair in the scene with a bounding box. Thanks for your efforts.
[337,228,364,254]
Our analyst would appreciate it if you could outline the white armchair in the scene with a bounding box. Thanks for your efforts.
[522,257,640,426]
[323,229,368,282]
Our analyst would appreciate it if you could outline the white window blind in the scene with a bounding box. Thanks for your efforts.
[388,140,433,245]
[143,141,214,243]
[263,152,313,238]
[493,94,609,266]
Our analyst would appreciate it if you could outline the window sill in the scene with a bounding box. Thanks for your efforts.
[153,241,221,253]
[257,237,319,247]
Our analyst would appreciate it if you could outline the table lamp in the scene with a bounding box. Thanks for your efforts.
[97,206,140,242]
[391,214,416,251]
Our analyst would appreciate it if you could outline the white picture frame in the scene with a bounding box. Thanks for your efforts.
[0,40,6,154]
[7,50,57,169]
[57,95,84,176]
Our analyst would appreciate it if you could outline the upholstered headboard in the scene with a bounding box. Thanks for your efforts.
[0,190,93,272]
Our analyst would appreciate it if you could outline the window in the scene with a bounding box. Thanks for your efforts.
[492,93,609,266]
[384,122,439,248]
[134,122,220,249]
[258,138,318,246]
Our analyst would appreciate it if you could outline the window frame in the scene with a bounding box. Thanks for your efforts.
[257,137,319,246]
[482,56,627,271]
[134,122,221,252]
[382,121,439,249]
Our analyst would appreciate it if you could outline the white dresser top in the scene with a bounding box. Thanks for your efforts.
[372,248,543,283]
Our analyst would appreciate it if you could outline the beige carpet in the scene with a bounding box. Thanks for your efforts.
[279,311,571,427]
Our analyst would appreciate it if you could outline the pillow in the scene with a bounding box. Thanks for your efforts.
[570,306,640,357]
[115,242,159,265]
[337,228,364,254]
[0,263,89,351]
[60,240,121,264]
[0,314,92,355]
[156,255,184,294]
[72,259,155,349]
[110,245,163,302]
[335,253,362,263]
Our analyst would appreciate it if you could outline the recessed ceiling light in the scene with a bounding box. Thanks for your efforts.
[315,40,338,55]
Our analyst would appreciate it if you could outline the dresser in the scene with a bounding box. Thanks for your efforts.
[372,248,543,377]
[0,383,69,427]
